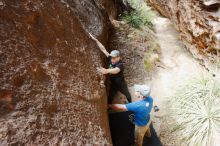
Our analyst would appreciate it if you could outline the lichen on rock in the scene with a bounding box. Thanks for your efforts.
[0,0,116,145]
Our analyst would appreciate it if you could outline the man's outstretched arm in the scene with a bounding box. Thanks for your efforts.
[100,67,120,75]
[108,104,127,111]
[89,33,110,57]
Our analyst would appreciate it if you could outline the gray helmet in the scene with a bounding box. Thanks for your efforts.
[110,50,120,57]
[134,84,151,97]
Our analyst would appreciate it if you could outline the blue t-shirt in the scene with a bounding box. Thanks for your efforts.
[126,96,153,126]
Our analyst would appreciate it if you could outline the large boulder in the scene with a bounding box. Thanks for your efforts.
[147,0,220,70]
[0,0,116,145]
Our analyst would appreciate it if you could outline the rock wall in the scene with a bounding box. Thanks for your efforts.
[0,0,116,145]
[147,0,220,69]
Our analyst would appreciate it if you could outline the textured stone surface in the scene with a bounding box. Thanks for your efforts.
[0,0,116,145]
[147,0,220,69]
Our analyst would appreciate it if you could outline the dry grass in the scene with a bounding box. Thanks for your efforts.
[144,38,160,72]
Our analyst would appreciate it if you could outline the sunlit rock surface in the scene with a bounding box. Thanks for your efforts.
[147,0,220,69]
[0,0,116,145]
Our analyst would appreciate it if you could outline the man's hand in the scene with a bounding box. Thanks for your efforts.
[88,32,110,57]
[108,104,112,109]
[88,33,96,40]
[100,67,109,74]
[98,67,121,75]
[108,104,127,111]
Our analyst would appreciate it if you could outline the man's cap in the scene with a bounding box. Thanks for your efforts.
[134,84,151,97]
[110,50,120,57]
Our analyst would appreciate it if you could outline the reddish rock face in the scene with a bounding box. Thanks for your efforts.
[147,0,220,68]
[0,0,115,145]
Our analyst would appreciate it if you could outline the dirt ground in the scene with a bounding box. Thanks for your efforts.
[109,12,207,145]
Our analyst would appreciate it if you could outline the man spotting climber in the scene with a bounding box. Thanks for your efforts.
[108,84,153,146]
[89,33,131,103]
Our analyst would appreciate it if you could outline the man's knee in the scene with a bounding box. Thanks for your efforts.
[135,127,145,146]
[145,128,151,138]
[144,121,151,138]
[135,132,144,146]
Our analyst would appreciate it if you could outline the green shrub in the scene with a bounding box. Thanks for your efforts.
[171,74,220,146]
[120,0,154,29]
[122,11,143,28]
